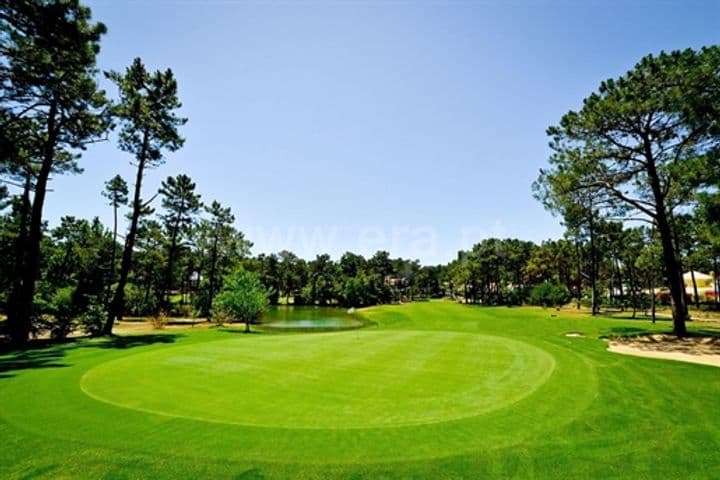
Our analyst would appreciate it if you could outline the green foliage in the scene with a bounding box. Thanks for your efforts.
[124,283,157,316]
[102,175,129,208]
[78,302,107,337]
[528,282,571,308]
[159,174,202,239]
[210,308,231,327]
[335,273,381,307]
[195,201,250,316]
[45,286,77,340]
[106,57,186,165]
[248,253,282,304]
[449,238,536,305]
[212,268,271,331]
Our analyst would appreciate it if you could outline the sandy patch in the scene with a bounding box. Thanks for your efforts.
[565,332,584,337]
[112,319,252,335]
[608,334,720,368]
[113,319,212,334]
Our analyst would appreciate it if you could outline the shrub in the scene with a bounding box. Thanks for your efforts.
[79,302,107,337]
[528,282,571,308]
[48,287,77,340]
[148,311,169,330]
[211,309,232,327]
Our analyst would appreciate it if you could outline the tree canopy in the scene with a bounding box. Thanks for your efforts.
[535,47,720,335]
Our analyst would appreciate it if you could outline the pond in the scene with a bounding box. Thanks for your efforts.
[260,306,365,331]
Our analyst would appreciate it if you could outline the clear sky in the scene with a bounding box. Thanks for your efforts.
[41,0,720,265]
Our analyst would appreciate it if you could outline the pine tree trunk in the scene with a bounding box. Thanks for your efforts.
[713,257,720,304]
[206,235,219,318]
[105,131,149,334]
[645,150,687,335]
[160,219,181,310]
[105,204,118,306]
[690,269,700,308]
[7,100,57,345]
[575,240,582,309]
[588,210,599,315]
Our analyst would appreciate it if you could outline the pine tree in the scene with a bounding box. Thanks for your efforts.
[104,58,186,334]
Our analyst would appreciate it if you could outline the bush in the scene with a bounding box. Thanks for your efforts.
[148,311,169,330]
[48,287,77,340]
[79,302,107,337]
[528,282,571,308]
[211,309,231,327]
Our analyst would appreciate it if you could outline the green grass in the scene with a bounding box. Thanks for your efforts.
[1,301,719,478]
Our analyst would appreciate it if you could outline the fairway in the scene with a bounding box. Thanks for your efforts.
[81,331,554,428]
[1,301,719,478]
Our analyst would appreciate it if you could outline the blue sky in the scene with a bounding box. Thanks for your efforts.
[42,0,719,265]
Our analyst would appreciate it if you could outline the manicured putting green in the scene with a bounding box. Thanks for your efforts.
[81,330,555,428]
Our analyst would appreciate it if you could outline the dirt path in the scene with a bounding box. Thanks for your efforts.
[608,334,720,368]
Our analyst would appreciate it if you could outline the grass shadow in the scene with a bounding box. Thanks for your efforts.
[685,328,720,339]
[601,326,660,339]
[235,469,266,480]
[0,333,183,378]
[218,327,264,335]
[93,333,183,349]
[603,312,673,322]
[0,347,68,379]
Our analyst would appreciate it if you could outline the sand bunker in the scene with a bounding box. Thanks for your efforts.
[608,334,720,368]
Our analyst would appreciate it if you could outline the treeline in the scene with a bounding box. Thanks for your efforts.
[6,198,720,341]
[448,225,719,314]
[246,251,444,307]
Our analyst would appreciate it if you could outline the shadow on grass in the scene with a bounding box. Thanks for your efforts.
[94,333,182,349]
[606,326,657,337]
[219,327,264,335]
[235,468,266,480]
[603,312,673,322]
[0,333,183,378]
[686,328,720,338]
[0,347,67,379]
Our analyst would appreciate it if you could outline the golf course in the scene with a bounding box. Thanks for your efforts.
[1,301,719,479]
